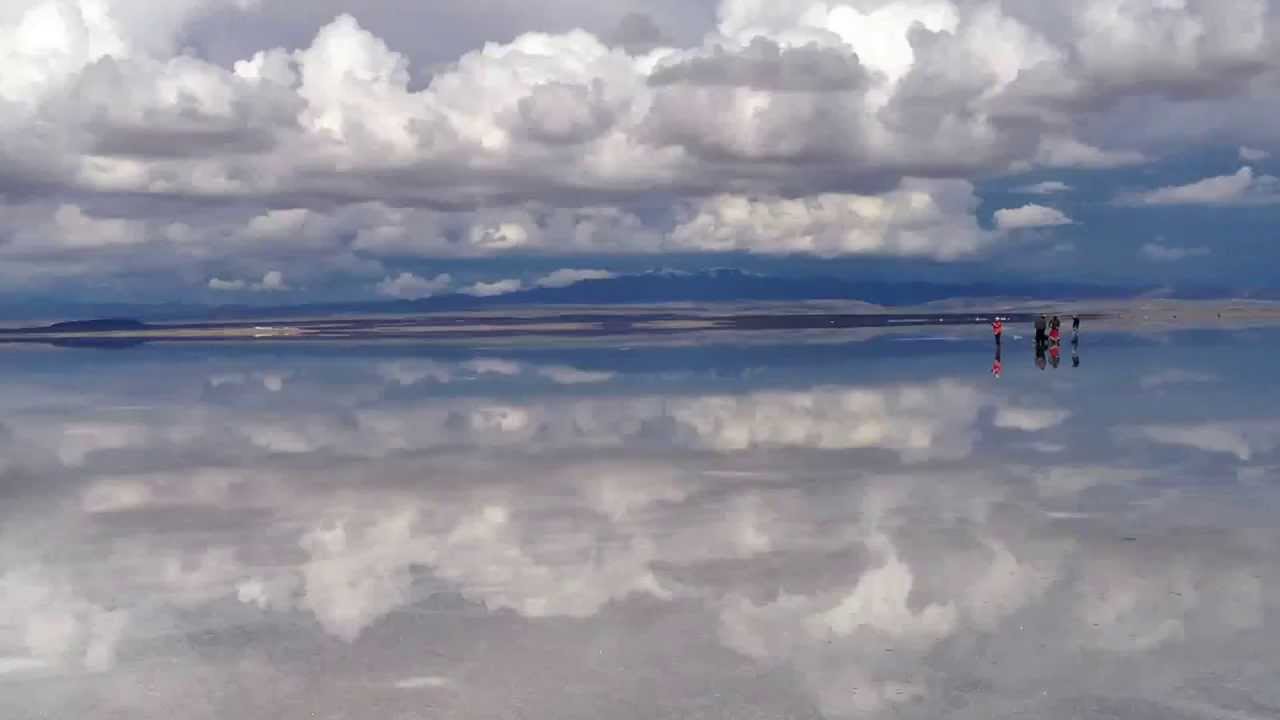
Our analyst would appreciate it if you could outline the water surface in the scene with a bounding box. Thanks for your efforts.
[1,329,1277,719]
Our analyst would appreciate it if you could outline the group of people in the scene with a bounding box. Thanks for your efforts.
[1032,313,1078,347]
[990,313,1081,377]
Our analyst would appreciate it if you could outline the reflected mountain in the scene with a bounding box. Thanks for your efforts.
[1,331,1277,719]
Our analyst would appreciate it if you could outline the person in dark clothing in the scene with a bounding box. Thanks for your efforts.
[1034,314,1047,347]
[1072,315,1080,333]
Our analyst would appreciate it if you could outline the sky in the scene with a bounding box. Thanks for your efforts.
[1,0,1279,306]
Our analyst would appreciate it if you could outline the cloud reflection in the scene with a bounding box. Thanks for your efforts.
[0,344,1277,719]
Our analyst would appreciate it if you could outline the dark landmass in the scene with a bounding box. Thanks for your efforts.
[43,318,149,333]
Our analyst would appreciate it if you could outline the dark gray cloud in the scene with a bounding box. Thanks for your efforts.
[514,81,618,145]
[608,12,672,54]
[58,56,296,159]
[649,38,868,92]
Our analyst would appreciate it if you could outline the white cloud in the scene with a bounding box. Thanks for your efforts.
[208,277,246,291]
[1120,167,1280,207]
[1032,137,1147,170]
[0,568,129,674]
[206,270,289,292]
[1014,181,1072,195]
[1240,146,1270,162]
[536,269,616,288]
[376,272,452,300]
[669,179,991,260]
[0,0,1277,290]
[1139,243,1211,262]
[993,204,1073,232]
[255,270,288,291]
[460,279,524,297]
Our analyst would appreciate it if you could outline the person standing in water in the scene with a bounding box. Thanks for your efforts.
[1072,315,1080,337]
[992,317,1003,346]
[1034,314,1047,348]
[1049,315,1062,344]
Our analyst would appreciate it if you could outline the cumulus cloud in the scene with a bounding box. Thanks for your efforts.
[669,179,990,259]
[256,270,288,291]
[375,272,451,299]
[1139,242,1211,262]
[460,279,524,297]
[1119,167,1280,207]
[649,37,867,92]
[0,0,1279,292]
[993,204,1073,232]
[535,268,616,288]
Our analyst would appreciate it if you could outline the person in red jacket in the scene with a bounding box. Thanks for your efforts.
[992,317,1003,346]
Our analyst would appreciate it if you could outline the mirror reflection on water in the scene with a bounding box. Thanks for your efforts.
[1,328,1277,719]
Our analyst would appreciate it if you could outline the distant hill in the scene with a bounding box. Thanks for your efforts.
[0,269,1249,324]
[45,318,148,332]
[0,318,150,334]
[180,269,1178,321]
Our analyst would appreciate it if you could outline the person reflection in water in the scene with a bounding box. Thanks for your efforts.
[1049,342,1062,368]
[1035,340,1047,370]
[992,344,1003,378]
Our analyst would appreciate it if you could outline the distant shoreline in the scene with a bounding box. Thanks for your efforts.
[2,300,1279,348]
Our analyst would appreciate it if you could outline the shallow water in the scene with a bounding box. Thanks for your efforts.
[1,329,1278,719]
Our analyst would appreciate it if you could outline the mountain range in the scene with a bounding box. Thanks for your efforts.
[0,269,1260,324]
